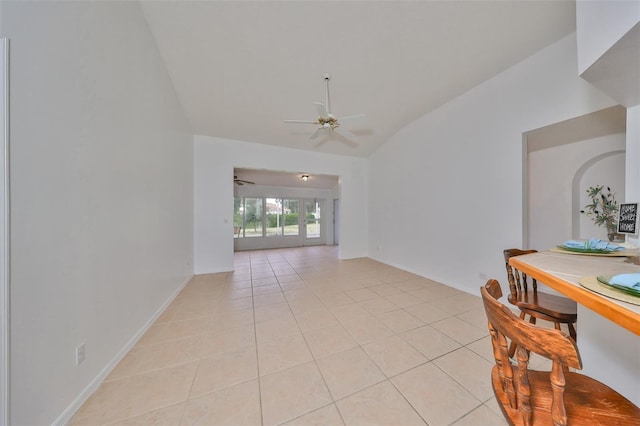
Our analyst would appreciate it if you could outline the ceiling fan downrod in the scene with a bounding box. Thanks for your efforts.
[323,72,332,116]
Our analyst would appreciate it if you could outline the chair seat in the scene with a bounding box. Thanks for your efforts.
[492,366,640,425]
[509,290,577,323]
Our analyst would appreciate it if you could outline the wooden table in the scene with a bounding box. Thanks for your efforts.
[509,250,640,335]
[509,249,640,404]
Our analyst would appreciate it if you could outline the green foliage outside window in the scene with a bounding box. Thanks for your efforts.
[267,213,299,227]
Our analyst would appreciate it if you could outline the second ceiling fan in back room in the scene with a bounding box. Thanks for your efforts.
[284,73,364,144]
[233,175,255,186]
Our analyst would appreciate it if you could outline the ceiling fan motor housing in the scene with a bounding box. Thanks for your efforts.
[318,117,337,127]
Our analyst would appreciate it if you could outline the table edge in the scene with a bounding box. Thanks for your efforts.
[509,256,640,336]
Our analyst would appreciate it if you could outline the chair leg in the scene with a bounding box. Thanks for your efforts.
[567,322,577,342]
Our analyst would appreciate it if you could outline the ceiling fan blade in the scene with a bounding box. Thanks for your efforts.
[333,126,359,143]
[284,119,317,124]
[234,175,255,185]
[309,127,325,140]
[314,138,329,148]
[313,102,327,117]
[336,114,365,121]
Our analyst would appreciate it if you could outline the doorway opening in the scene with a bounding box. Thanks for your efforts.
[524,105,626,250]
[233,168,339,251]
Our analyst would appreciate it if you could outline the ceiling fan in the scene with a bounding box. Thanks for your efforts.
[234,175,255,186]
[284,73,364,143]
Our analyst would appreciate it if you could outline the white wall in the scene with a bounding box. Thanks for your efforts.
[627,105,640,246]
[528,134,625,250]
[576,0,640,74]
[235,184,337,200]
[194,135,367,273]
[0,2,194,425]
[368,33,617,295]
[0,37,8,426]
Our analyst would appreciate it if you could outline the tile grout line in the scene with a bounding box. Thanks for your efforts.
[249,251,266,426]
[284,255,430,424]
[271,253,349,426]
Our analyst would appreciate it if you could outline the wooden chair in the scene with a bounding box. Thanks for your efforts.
[504,249,577,357]
[481,279,640,426]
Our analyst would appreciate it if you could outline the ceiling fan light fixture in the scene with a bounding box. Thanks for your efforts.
[283,73,364,145]
[301,174,309,182]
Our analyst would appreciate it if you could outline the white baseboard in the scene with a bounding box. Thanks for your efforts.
[52,274,193,426]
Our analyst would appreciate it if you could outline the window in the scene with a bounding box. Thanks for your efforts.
[233,197,243,238]
[234,197,315,241]
[265,198,281,236]
[283,199,299,236]
[243,198,263,237]
[266,198,299,236]
[305,199,321,238]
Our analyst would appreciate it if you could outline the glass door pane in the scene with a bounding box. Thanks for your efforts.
[244,198,263,237]
[265,198,281,236]
[233,197,243,238]
[304,200,321,239]
[283,199,299,235]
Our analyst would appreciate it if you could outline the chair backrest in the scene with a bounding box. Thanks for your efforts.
[503,248,538,299]
[480,280,582,425]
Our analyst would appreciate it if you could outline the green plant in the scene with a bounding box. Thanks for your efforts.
[266,213,299,227]
[581,185,619,232]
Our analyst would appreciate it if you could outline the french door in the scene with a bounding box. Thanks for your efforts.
[233,197,325,248]
[303,199,324,245]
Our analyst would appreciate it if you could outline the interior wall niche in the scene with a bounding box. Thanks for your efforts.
[526,106,626,250]
[574,151,625,240]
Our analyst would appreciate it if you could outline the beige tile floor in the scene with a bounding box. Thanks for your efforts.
[70,246,518,426]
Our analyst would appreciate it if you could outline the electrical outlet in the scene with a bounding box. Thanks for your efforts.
[75,343,85,366]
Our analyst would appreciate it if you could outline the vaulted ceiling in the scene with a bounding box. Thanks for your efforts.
[140,1,577,158]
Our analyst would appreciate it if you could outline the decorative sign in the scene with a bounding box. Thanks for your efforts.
[618,203,638,234]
